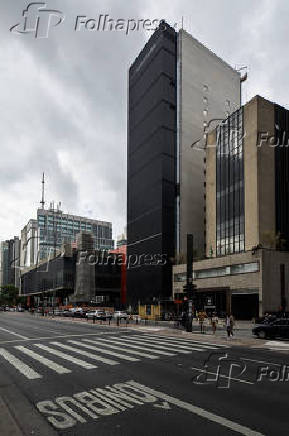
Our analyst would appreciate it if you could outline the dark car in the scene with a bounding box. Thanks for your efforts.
[252,318,289,339]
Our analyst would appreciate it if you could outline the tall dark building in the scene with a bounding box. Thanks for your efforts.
[127,23,177,305]
[127,22,241,306]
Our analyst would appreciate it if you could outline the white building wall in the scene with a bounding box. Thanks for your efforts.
[177,30,241,256]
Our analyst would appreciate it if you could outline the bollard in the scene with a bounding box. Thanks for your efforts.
[93,315,95,324]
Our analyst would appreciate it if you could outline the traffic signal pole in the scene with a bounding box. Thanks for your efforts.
[186,234,194,332]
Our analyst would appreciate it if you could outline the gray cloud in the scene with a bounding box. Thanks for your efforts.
[0,0,289,242]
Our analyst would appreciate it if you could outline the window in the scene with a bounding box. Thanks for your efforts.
[193,262,259,279]
[216,108,244,256]
[231,262,259,275]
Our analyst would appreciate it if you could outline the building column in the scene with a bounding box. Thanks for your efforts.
[226,289,232,314]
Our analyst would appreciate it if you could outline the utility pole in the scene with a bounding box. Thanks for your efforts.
[185,234,194,332]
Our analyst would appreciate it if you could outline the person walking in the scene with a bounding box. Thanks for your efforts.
[226,314,231,338]
[229,314,234,336]
[226,313,234,338]
[211,312,218,334]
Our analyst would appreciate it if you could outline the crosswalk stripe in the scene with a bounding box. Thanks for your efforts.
[128,335,202,352]
[108,336,176,356]
[88,337,160,359]
[144,334,229,348]
[81,337,160,359]
[132,335,218,351]
[50,342,119,365]
[71,340,140,362]
[33,344,97,369]
[120,336,192,354]
[15,346,71,374]
[0,348,42,380]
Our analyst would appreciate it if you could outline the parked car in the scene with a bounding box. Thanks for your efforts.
[252,318,289,339]
[114,311,128,320]
[69,307,86,318]
[86,310,106,320]
[53,309,63,316]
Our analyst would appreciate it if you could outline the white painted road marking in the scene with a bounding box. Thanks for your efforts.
[15,346,71,375]
[151,334,230,348]
[36,379,264,435]
[117,336,184,354]
[128,381,264,436]
[73,340,140,362]
[129,335,207,353]
[52,341,120,365]
[139,334,221,350]
[108,336,176,355]
[86,338,159,359]
[34,344,97,369]
[80,337,157,359]
[0,348,42,380]
[108,337,174,357]
[0,332,117,345]
[0,326,29,340]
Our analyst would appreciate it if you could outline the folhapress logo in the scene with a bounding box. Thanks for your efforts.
[10,2,64,39]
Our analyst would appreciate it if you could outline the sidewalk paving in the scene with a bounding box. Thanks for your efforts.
[31,313,260,347]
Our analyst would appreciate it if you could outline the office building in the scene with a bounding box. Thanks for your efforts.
[20,237,121,307]
[173,96,289,318]
[0,236,20,288]
[127,22,240,305]
[20,207,114,266]
[20,219,38,268]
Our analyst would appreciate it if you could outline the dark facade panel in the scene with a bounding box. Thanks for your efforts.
[275,104,289,250]
[127,24,177,305]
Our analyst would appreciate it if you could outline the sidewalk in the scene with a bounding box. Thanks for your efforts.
[31,313,258,346]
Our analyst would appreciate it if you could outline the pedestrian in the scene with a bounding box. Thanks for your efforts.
[229,314,234,336]
[226,313,234,338]
[226,314,231,338]
[211,312,218,334]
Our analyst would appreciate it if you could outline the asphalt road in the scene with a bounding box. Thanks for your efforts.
[0,312,289,436]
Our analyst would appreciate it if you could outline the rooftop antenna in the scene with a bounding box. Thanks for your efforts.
[40,172,45,209]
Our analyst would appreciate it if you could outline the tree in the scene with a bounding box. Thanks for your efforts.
[0,285,24,306]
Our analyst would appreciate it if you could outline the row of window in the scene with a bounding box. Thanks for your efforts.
[174,262,259,282]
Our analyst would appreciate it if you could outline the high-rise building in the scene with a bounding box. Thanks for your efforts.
[20,207,114,266]
[37,207,114,261]
[127,22,240,305]
[173,96,289,318]
[0,236,20,288]
[206,95,289,257]
[20,219,38,268]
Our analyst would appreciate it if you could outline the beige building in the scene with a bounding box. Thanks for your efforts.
[173,96,289,318]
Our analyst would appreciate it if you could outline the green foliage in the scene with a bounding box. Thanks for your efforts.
[0,285,24,306]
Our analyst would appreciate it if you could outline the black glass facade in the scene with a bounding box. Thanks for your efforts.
[216,109,244,256]
[127,24,177,305]
[275,104,289,250]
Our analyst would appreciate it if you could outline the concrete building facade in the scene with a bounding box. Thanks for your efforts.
[20,208,114,269]
[177,30,240,256]
[173,96,289,318]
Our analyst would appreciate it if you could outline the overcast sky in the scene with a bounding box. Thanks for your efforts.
[1,0,289,242]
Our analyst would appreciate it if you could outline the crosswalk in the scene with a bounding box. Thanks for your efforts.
[0,334,229,381]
